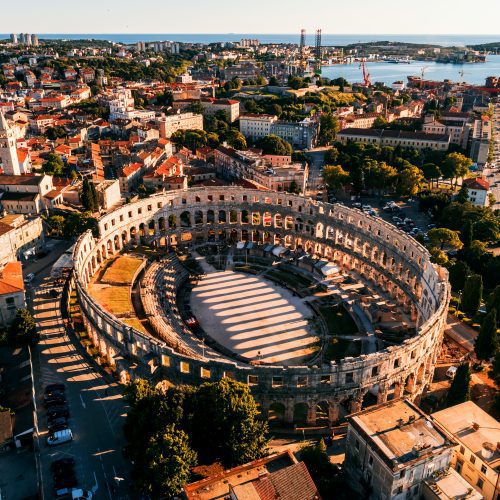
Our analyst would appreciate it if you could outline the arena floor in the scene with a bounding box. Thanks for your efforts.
[190,270,318,365]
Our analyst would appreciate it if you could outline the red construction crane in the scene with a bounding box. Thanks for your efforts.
[359,58,371,87]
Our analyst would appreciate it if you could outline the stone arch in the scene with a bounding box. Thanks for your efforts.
[274,213,283,228]
[293,402,309,425]
[285,215,294,230]
[417,362,425,385]
[207,209,215,224]
[113,234,121,252]
[252,212,260,225]
[268,402,285,426]
[121,230,128,246]
[316,401,329,426]
[404,373,415,394]
[158,216,166,232]
[263,212,272,227]
[241,210,249,224]
[168,214,177,229]
[194,210,204,225]
[148,219,155,235]
[230,210,238,223]
[180,211,191,228]
[139,222,146,237]
[218,210,227,224]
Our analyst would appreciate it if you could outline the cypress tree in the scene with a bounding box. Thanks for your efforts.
[474,309,498,363]
[448,260,470,292]
[462,220,474,248]
[446,363,471,407]
[461,274,483,317]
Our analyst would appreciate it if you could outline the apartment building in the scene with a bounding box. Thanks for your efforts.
[432,401,499,500]
[156,112,203,139]
[0,261,26,325]
[345,399,455,500]
[214,146,307,192]
[463,177,491,207]
[239,114,319,149]
[173,98,240,123]
[470,117,492,167]
[344,112,382,129]
[338,128,451,151]
[422,115,470,148]
[0,214,44,265]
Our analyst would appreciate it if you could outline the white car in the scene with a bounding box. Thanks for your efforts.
[23,272,35,283]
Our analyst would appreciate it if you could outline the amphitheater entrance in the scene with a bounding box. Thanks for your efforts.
[189,270,318,365]
[268,403,286,426]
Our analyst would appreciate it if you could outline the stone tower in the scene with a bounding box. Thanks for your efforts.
[0,112,21,176]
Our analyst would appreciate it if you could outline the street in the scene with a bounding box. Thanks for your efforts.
[27,243,132,499]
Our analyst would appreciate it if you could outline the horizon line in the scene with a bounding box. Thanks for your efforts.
[2,32,500,36]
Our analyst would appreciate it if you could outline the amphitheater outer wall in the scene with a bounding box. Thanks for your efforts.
[72,187,450,424]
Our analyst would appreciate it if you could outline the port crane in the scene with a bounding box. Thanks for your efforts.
[359,58,371,87]
[420,66,429,88]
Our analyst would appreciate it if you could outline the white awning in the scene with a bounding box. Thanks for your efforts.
[321,263,340,276]
[236,241,245,249]
[272,246,286,256]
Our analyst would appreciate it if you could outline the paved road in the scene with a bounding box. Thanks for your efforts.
[305,148,328,195]
[29,258,132,498]
[482,102,500,210]
[444,314,478,353]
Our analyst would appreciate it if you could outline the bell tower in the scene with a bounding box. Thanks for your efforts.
[0,113,21,176]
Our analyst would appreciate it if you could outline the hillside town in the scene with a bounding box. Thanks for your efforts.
[0,29,499,500]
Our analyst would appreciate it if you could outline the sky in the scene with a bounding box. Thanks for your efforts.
[1,0,500,34]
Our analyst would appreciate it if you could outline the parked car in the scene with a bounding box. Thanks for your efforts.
[47,406,70,419]
[23,273,35,283]
[45,384,65,394]
[45,395,67,406]
[47,428,73,446]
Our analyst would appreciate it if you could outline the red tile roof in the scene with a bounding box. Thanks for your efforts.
[0,261,24,295]
[463,177,490,191]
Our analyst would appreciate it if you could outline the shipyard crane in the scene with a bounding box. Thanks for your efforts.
[359,58,371,87]
[458,69,470,82]
[315,29,322,75]
[420,66,429,89]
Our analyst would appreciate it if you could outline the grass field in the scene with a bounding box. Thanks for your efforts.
[88,285,132,315]
[101,255,144,285]
[319,304,359,336]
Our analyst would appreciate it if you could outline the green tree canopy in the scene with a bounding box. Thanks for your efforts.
[448,260,470,291]
[257,134,293,156]
[446,363,471,407]
[9,308,38,345]
[318,113,340,146]
[461,274,483,317]
[474,309,497,363]
[396,164,423,196]
[43,153,64,176]
[441,152,472,185]
[323,165,349,192]
[428,228,463,251]
[487,286,500,317]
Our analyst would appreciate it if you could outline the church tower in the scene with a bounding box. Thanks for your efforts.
[0,112,21,176]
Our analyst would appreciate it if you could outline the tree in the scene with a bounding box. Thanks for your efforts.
[268,76,279,86]
[422,163,442,188]
[123,378,157,406]
[372,115,388,129]
[186,101,204,115]
[43,153,64,176]
[456,184,469,204]
[225,129,247,150]
[9,308,38,345]
[47,215,66,237]
[448,260,470,291]
[191,379,268,467]
[288,180,301,194]
[396,164,423,196]
[45,126,67,140]
[461,274,483,317]
[474,309,497,363]
[257,134,292,156]
[441,152,472,187]
[323,165,349,192]
[300,440,342,499]
[462,220,474,248]
[446,363,471,407]
[427,228,463,251]
[138,425,197,498]
[81,177,99,212]
[318,113,340,146]
[324,147,339,165]
[486,286,500,317]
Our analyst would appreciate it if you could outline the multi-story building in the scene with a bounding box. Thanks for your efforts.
[344,112,382,129]
[0,261,26,325]
[0,174,55,214]
[422,115,470,147]
[173,98,240,123]
[338,128,451,151]
[214,146,308,192]
[0,214,44,265]
[470,117,492,167]
[345,399,455,500]
[156,112,203,139]
[239,114,319,149]
[463,177,491,207]
[432,401,499,500]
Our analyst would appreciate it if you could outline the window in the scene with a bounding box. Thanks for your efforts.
[180,361,190,374]
[394,358,400,369]
[470,454,476,464]
[345,372,354,383]
[320,375,331,385]
[297,376,308,387]
[476,478,484,489]
[248,375,259,386]
[480,465,487,474]
[355,439,359,450]
[459,446,465,455]
[400,471,405,479]
[161,355,170,366]
[371,366,379,377]
[200,367,210,379]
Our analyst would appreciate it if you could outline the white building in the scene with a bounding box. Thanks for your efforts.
[463,177,491,207]
[156,112,203,139]
[432,401,499,500]
[0,113,21,175]
[0,214,45,265]
[239,114,277,139]
[345,399,455,500]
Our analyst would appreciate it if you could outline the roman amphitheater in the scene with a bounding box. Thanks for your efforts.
[69,187,450,426]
